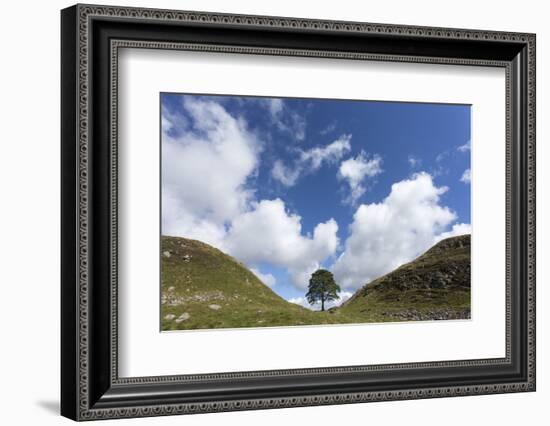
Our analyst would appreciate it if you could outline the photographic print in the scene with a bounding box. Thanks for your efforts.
[61,7,535,418]
[160,93,472,331]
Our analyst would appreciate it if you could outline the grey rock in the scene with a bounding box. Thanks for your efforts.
[175,312,190,323]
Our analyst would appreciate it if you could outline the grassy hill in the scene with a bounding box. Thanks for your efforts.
[161,236,356,330]
[338,234,471,322]
[161,234,471,330]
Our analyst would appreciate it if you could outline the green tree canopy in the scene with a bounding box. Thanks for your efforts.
[305,269,341,311]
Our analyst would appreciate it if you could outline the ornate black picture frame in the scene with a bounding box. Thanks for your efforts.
[61,4,536,421]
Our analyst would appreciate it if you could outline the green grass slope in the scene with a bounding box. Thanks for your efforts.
[339,234,471,322]
[160,235,357,330]
[161,234,471,330]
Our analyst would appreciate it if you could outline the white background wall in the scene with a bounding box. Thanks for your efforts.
[0,0,546,424]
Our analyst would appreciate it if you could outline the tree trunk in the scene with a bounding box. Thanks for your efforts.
[321,297,325,311]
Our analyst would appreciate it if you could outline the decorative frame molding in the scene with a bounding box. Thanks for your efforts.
[61,4,536,421]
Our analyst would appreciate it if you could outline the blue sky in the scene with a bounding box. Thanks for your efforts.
[161,93,471,309]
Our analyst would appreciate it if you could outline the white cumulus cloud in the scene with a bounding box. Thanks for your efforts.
[225,199,339,289]
[261,98,306,141]
[460,168,471,183]
[408,155,422,168]
[162,97,260,246]
[319,122,336,135]
[457,140,471,152]
[271,159,301,187]
[250,268,276,288]
[300,134,352,170]
[338,151,382,204]
[332,172,463,290]
[162,98,339,290]
[436,223,472,241]
[271,134,352,187]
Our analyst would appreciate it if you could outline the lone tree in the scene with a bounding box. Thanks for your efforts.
[306,269,341,311]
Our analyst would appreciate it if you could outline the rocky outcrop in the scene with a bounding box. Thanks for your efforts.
[364,260,471,292]
[352,234,471,298]
[340,235,471,322]
[381,308,471,321]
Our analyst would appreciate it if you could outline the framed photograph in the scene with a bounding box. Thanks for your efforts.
[61,4,536,421]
